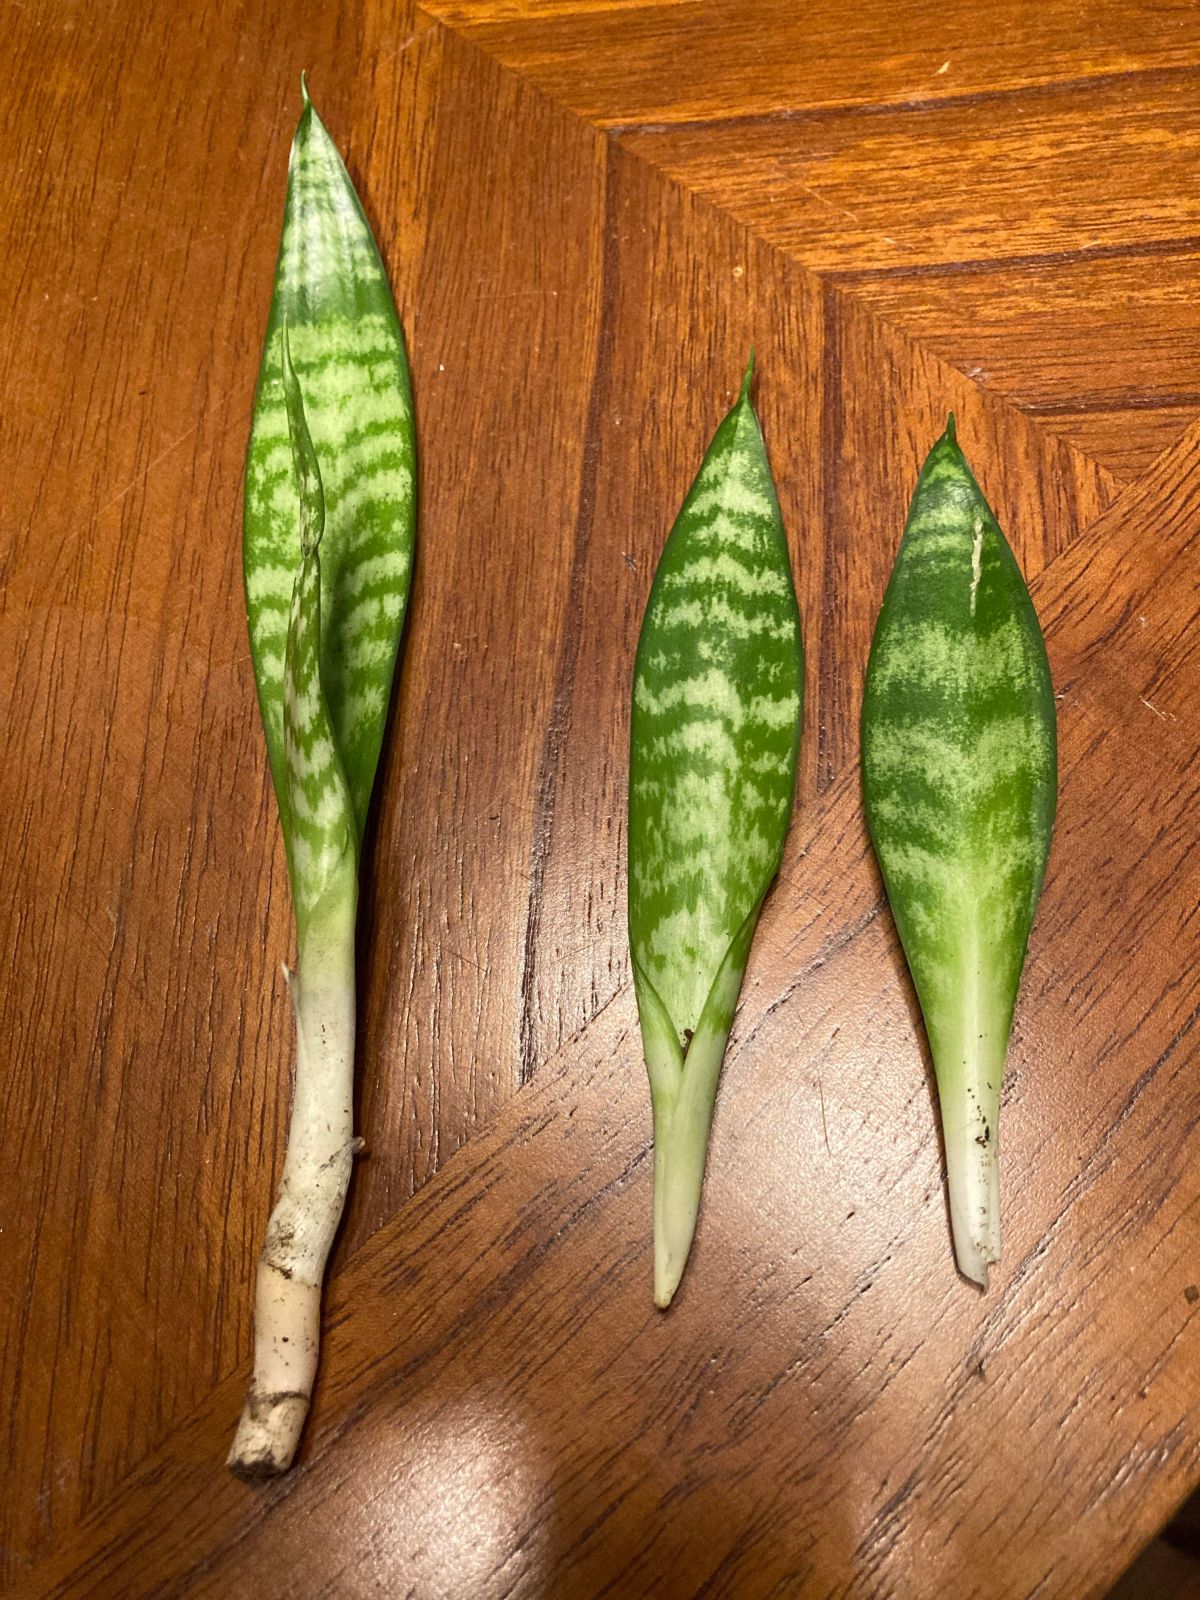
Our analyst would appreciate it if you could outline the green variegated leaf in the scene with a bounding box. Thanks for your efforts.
[628,363,804,1307]
[230,85,411,1478]
[244,81,415,847]
[862,417,1056,1289]
[280,330,356,944]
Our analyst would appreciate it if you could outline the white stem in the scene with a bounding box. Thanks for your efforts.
[653,1105,699,1310]
[946,1128,1001,1289]
[940,1064,1002,1289]
[646,922,753,1310]
[229,897,357,1478]
[652,1019,729,1309]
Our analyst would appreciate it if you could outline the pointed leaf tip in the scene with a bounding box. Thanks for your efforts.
[740,350,756,403]
[246,70,415,853]
[300,71,311,108]
[944,412,957,446]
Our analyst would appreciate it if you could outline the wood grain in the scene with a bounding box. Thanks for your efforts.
[14,425,1200,1595]
[839,244,1200,481]
[1,0,360,1570]
[2,0,608,1574]
[2,0,1198,1593]
[620,74,1200,478]
[425,0,1200,129]
[341,21,609,1239]
[431,0,1200,482]
[519,145,1115,1066]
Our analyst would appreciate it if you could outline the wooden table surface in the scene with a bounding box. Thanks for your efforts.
[4,1,1200,1595]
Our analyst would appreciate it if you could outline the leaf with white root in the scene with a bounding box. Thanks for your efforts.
[230,83,414,1479]
[861,418,1056,1289]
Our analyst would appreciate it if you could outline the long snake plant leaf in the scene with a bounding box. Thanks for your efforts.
[279,329,357,941]
[861,418,1056,1289]
[629,363,803,1309]
[243,78,415,843]
[230,86,415,1479]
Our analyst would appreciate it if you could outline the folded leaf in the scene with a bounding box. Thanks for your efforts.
[628,362,804,1307]
[244,80,415,848]
[861,417,1056,1288]
[280,330,356,944]
[230,84,412,1479]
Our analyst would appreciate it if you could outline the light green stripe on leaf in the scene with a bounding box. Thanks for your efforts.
[628,361,804,1307]
[244,87,415,845]
[231,84,411,1478]
[279,328,356,941]
[861,416,1056,1289]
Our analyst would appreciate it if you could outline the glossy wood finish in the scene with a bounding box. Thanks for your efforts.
[2,2,1198,1594]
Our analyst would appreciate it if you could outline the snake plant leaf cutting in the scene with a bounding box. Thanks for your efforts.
[861,418,1055,1289]
[229,84,415,1478]
[628,362,803,1309]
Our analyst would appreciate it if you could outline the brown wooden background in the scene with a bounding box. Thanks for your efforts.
[4,1,1200,1595]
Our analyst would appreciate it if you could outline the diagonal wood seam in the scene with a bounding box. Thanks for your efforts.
[26,16,1181,1575]
[24,420,1197,1595]
[516,138,616,1090]
[23,533,1200,1596]
[12,779,871,1595]
[419,0,1126,1177]
[418,8,1188,488]
[68,5,1158,1539]
[597,61,1200,138]
[437,6,1126,1142]
[419,4,1126,1110]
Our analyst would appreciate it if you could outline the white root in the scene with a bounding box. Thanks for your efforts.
[942,1068,1002,1290]
[229,903,357,1479]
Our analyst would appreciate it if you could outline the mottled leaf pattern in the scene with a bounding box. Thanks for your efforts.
[861,418,1056,1285]
[244,83,415,845]
[629,365,803,1304]
[280,331,355,938]
[231,87,410,1478]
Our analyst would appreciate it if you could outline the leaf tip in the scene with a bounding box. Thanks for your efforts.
[299,70,312,109]
[740,349,756,403]
[943,411,958,446]
[653,1255,683,1310]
